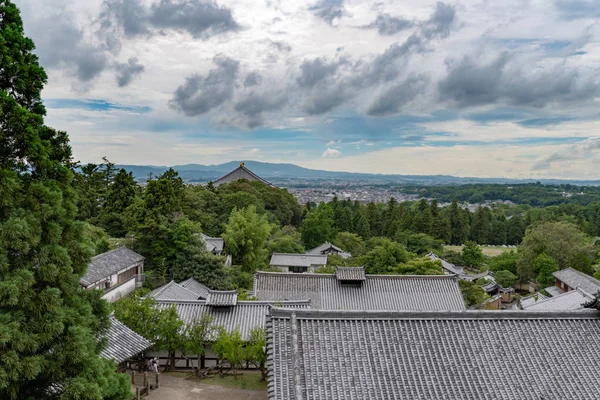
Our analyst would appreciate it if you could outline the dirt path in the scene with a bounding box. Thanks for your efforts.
[146,372,267,400]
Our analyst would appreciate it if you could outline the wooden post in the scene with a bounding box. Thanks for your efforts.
[146,379,150,395]
[155,372,159,388]
[136,387,140,400]
[131,371,135,384]
[143,372,147,388]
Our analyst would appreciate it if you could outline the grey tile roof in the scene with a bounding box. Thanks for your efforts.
[200,233,224,254]
[147,281,200,301]
[270,253,328,268]
[81,246,143,286]
[205,290,238,306]
[335,267,365,281]
[523,288,594,311]
[427,252,463,275]
[520,292,548,308]
[101,315,152,364]
[213,164,273,187]
[545,285,564,297]
[266,308,600,400]
[306,243,351,259]
[179,277,211,299]
[254,271,465,310]
[156,299,310,340]
[553,268,600,295]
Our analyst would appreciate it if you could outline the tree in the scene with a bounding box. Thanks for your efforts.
[184,315,218,375]
[301,205,334,249]
[0,2,130,398]
[518,221,596,281]
[267,229,305,255]
[533,253,559,289]
[361,240,411,274]
[213,328,246,376]
[223,205,273,272]
[246,327,267,381]
[333,232,366,256]
[494,270,518,288]
[488,251,519,274]
[171,243,229,289]
[448,200,468,245]
[459,280,489,308]
[353,210,371,239]
[462,241,484,268]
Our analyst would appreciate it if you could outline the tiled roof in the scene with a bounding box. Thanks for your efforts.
[553,268,600,295]
[427,252,463,275]
[335,267,365,281]
[147,281,200,301]
[306,243,351,259]
[206,290,238,306]
[523,288,594,311]
[81,246,143,286]
[156,299,310,340]
[545,286,564,297]
[520,292,548,308]
[101,315,153,364]
[266,308,600,400]
[254,271,465,310]
[179,277,211,299]
[213,164,273,187]
[200,233,224,254]
[270,253,328,268]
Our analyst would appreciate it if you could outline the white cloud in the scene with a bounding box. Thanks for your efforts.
[322,148,342,158]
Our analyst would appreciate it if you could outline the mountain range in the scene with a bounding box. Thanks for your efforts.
[114,161,600,186]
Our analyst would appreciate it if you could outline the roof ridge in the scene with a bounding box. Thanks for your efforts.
[256,271,454,279]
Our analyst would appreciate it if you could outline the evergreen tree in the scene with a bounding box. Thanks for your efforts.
[301,205,334,249]
[365,202,383,237]
[448,200,468,245]
[507,214,526,245]
[353,210,371,239]
[0,2,130,398]
[470,206,491,244]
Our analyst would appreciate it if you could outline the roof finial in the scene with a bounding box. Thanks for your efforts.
[240,161,245,167]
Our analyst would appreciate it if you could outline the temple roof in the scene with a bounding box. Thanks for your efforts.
[270,253,328,267]
[212,162,273,187]
[553,268,600,295]
[81,246,143,286]
[101,316,153,364]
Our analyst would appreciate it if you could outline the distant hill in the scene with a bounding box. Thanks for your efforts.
[114,161,600,186]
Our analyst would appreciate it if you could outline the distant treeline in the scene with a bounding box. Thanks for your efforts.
[398,183,600,206]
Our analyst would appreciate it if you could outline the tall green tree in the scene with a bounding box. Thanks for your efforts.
[0,2,130,398]
[448,200,468,245]
[223,205,273,272]
[462,241,484,268]
[301,205,334,249]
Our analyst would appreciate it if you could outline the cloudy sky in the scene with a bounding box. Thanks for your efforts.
[15,0,600,178]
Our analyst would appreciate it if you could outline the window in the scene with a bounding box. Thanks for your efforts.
[289,266,308,273]
[118,267,138,284]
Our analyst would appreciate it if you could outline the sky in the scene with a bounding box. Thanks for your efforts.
[14,0,600,179]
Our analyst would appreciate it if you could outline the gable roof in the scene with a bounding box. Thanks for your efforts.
[101,315,153,364]
[266,308,600,400]
[254,271,465,310]
[270,253,328,268]
[179,277,211,299]
[205,290,238,306]
[427,252,463,275]
[520,292,548,308]
[553,268,600,295]
[156,299,310,341]
[200,233,224,253]
[335,267,365,281]
[81,246,143,286]
[212,162,272,187]
[147,281,200,301]
[306,243,351,259]
[523,288,594,311]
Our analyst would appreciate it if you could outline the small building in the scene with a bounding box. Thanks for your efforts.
[80,246,144,303]
[522,288,594,311]
[306,242,351,259]
[151,295,310,369]
[148,279,208,301]
[101,315,153,365]
[254,267,466,310]
[212,162,273,187]
[551,268,600,296]
[199,233,224,255]
[269,253,328,273]
[266,308,600,400]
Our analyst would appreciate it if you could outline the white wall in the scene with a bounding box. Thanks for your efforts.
[102,277,136,303]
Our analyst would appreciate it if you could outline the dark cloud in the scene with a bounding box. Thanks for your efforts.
[554,0,600,20]
[309,0,346,25]
[421,2,456,40]
[367,75,429,116]
[438,53,600,108]
[270,40,292,53]
[115,57,145,87]
[302,86,348,115]
[233,91,287,128]
[244,71,262,87]
[363,13,414,35]
[20,11,108,83]
[100,0,240,40]
[296,57,346,88]
[169,55,239,116]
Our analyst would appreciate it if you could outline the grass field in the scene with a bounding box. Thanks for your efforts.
[444,245,513,257]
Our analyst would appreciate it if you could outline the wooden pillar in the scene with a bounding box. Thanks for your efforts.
[155,372,159,388]
[136,387,140,400]
[201,354,205,369]
[143,372,148,388]
[130,371,135,384]
[146,379,150,395]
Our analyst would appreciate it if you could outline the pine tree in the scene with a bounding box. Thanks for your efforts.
[0,2,130,398]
